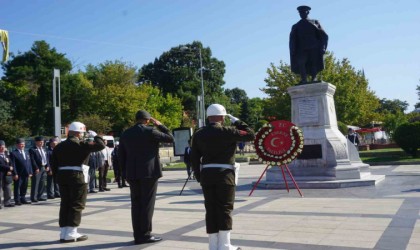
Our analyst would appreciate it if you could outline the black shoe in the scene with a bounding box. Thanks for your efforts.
[14,201,22,206]
[134,236,162,245]
[4,204,15,207]
[54,194,61,198]
[98,189,105,192]
[31,199,38,203]
[122,184,129,187]
[61,235,88,243]
[48,196,55,199]
[104,188,110,191]
[89,190,98,193]
[21,200,31,204]
[38,198,47,201]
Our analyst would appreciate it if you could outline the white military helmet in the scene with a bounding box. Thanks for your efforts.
[206,104,227,117]
[68,121,86,132]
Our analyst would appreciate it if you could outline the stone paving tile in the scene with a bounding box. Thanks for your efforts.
[1,163,420,250]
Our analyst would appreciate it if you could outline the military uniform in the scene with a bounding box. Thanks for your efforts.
[191,120,255,234]
[51,135,105,229]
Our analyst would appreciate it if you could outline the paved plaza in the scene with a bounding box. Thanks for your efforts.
[1,163,420,250]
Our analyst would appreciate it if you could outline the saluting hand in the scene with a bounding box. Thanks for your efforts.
[149,117,162,126]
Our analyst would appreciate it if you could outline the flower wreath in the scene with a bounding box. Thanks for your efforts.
[254,120,304,166]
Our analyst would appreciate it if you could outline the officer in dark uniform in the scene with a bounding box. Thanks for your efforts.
[119,110,174,245]
[0,140,15,208]
[51,121,105,243]
[289,5,328,84]
[191,104,255,250]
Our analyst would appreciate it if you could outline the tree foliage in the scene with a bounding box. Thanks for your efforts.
[82,61,182,132]
[376,98,409,114]
[262,52,381,126]
[382,111,408,140]
[225,87,250,123]
[0,42,184,137]
[1,40,72,135]
[0,120,31,146]
[394,122,420,157]
[138,41,226,113]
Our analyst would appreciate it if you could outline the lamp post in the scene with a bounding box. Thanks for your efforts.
[197,48,205,127]
[181,46,206,127]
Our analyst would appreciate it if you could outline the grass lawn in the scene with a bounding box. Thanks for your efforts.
[359,148,420,163]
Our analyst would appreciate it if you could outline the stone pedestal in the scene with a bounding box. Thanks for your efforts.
[260,82,384,189]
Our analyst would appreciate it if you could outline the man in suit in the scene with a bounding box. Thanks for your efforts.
[87,149,99,193]
[289,5,328,84]
[98,140,112,192]
[0,140,15,208]
[119,110,174,245]
[29,136,48,202]
[51,121,105,243]
[46,137,60,199]
[191,104,255,250]
[112,141,123,188]
[10,138,33,205]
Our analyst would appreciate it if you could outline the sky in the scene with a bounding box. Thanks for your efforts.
[1,0,419,111]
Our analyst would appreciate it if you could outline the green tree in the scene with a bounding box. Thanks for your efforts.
[0,120,31,146]
[394,122,420,157]
[247,97,265,129]
[60,72,94,125]
[225,87,250,123]
[81,61,183,133]
[77,114,112,135]
[262,52,380,126]
[138,41,226,114]
[1,40,72,135]
[382,111,408,141]
[376,98,409,114]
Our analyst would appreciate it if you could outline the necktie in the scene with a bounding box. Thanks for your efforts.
[39,148,46,165]
[20,150,26,160]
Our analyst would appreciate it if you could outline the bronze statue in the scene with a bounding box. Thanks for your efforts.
[289,6,328,84]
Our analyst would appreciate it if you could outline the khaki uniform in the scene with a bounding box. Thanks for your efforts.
[191,121,255,233]
[51,136,105,227]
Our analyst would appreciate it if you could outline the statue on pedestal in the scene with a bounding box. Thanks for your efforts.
[289,6,328,84]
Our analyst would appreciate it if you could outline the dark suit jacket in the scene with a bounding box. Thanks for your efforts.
[119,124,174,180]
[29,147,48,172]
[0,153,13,174]
[10,149,33,177]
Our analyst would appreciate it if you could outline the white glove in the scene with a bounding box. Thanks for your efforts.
[227,114,239,124]
[88,130,97,137]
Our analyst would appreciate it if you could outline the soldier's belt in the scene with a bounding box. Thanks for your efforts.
[59,166,82,171]
[202,164,234,170]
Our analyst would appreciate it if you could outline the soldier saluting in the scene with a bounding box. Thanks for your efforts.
[191,104,255,250]
[51,121,105,243]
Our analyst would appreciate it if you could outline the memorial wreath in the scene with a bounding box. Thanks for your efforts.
[254,120,304,166]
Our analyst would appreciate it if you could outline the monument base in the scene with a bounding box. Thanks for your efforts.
[258,81,380,189]
[254,165,384,189]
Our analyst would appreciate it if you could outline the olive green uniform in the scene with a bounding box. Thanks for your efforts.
[191,121,255,233]
[51,136,105,227]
